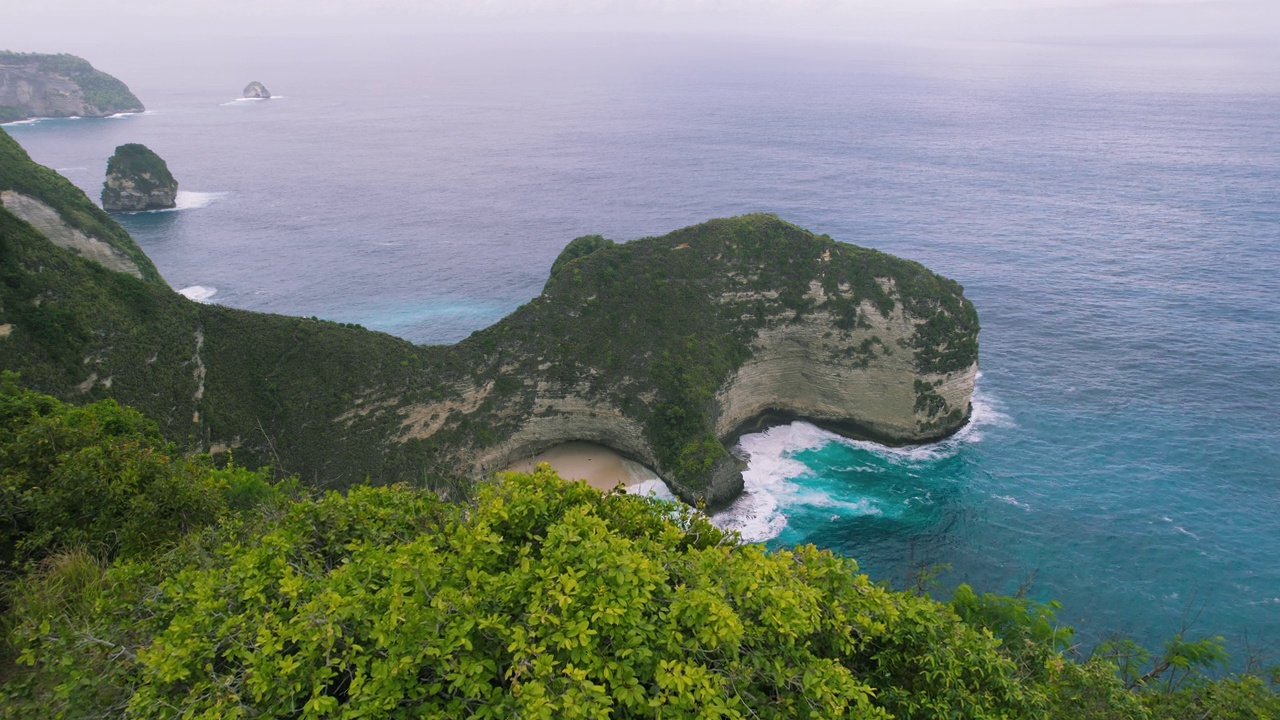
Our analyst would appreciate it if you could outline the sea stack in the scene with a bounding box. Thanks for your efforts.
[243,81,271,99]
[101,143,178,211]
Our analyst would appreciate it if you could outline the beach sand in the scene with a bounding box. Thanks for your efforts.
[505,441,660,492]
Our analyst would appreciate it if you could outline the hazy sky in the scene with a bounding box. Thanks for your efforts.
[5,0,1277,44]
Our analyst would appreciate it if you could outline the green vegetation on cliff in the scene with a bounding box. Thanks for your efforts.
[103,143,176,199]
[0,375,280,585]
[0,52,143,117]
[0,132,162,283]
[0,389,1274,718]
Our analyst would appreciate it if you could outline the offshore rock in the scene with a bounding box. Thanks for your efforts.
[101,143,177,211]
[0,51,143,122]
[243,81,271,99]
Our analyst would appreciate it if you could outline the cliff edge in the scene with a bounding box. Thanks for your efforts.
[0,52,143,123]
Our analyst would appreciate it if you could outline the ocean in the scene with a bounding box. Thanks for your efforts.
[6,33,1279,660]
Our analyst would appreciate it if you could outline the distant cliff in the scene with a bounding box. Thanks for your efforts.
[0,52,143,123]
[0,128,978,508]
[102,143,178,211]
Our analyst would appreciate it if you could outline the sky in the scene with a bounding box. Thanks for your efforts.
[4,0,1278,46]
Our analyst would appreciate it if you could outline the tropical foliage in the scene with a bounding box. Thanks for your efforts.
[0,390,1274,718]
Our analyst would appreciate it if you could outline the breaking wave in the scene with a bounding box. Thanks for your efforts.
[711,376,1011,543]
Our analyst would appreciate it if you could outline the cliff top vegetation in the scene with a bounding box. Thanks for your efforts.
[104,143,177,196]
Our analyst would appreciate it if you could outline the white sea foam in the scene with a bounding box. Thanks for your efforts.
[178,285,217,303]
[627,478,679,503]
[711,375,1011,542]
[105,112,141,119]
[617,459,679,502]
[993,494,1030,509]
[711,423,823,542]
[1,118,40,126]
[121,191,225,213]
[175,191,226,210]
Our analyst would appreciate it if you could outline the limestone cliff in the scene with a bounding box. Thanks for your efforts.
[101,144,177,211]
[427,218,979,507]
[243,81,271,99]
[0,191,142,277]
[2,128,978,509]
[0,52,143,123]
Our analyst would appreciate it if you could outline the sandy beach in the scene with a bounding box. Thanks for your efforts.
[505,441,661,492]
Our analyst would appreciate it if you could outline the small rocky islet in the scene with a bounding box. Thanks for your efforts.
[100,143,178,211]
[242,80,271,99]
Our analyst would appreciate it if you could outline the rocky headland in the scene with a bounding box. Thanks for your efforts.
[101,143,178,211]
[0,51,143,123]
[243,81,271,99]
[2,127,978,508]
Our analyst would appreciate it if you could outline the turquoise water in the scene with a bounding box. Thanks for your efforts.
[6,34,1278,659]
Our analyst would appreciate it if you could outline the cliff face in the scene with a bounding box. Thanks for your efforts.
[0,191,143,277]
[2,128,979,508]
[0,52,143,122]
[713,279,976,446]
[102,144,177,211]
[394,218,979,507]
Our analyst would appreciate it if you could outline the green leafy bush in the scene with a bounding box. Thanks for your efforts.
[3,461,1278,718]
[0,374,273,578]
[2,469,1045,718]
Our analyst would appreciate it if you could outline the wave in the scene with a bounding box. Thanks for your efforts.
[220,97,283,106]
[178,285,217,303]
[620,458,679,502]
[174,191,225,210]
[111,191,226,214]
[711,375,1012,543]
[993,494,1030,509]
[4,110,155,127]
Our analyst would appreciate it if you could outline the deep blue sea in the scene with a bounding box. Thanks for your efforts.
[6,33,1279,661]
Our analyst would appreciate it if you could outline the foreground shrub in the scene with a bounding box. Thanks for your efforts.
[5,469,1042,718]
[3,461,1276,718]
[0,374,233,576]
